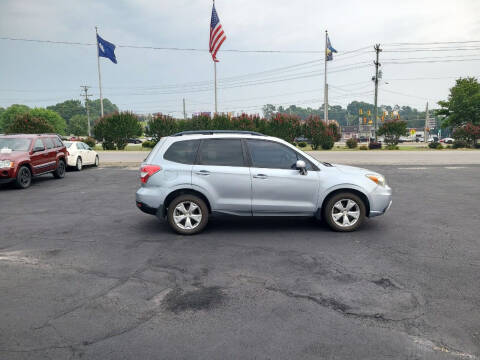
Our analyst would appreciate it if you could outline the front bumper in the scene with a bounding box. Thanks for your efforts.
[0,168,14,183]
[368,185,393,217]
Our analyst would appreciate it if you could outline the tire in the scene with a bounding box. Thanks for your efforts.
[15,165,32,189]
[53,159,66,179]
[94,155,99,167]
[167,194,209,235]
[323,192,366,232]
[76,157,82,171]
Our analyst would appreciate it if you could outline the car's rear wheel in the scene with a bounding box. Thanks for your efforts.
[15,166,32,189]
[167,194,208,235]
[76,157,82,171]
[323,192,366,232]
[53,159,66,179]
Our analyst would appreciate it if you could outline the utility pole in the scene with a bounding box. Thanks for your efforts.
[373,44,382,141]
[324,30,328,123]
[424,102,429,144]
[183,98,186,120]
[80,86,92,137]
[95,26,104,117]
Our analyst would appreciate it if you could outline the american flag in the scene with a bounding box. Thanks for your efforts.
[209,3,226,62]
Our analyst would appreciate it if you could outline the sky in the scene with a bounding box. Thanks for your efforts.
[1,0,479,117]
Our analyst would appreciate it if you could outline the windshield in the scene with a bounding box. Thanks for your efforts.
[0,137,32,151]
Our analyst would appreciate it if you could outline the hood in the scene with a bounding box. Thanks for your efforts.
[0,150,28,161]
[332,164,375,176]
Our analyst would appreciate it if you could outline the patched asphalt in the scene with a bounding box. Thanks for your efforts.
[0,165,479,359]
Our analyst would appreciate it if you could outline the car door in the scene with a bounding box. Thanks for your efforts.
[192,138,252,215]
[76,142,88,163]
[246,139,320,215]
[43,137,58,171]
[30,138,49,174]
[80,142,93,164]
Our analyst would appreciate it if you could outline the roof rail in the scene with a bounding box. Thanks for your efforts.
[173,130,264,136]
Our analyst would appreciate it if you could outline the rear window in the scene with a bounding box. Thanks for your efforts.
[163,140,200,164]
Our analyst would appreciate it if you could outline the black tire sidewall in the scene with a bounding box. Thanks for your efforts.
[167,195,209,235]
[53,159,66,178]
[15,166,32,189]
[323,192,366,232]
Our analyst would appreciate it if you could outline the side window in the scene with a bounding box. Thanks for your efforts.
[198,139,244,167]
[76,142,84,150]
[34,139,44,151]
[43,138,54,149]
[163,140,200,164]
[247,140,298,169]
[53,137,63,147]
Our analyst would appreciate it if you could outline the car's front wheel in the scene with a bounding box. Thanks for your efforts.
[15,165,32,189]
[323,192,366,232]
[167,194,209,235]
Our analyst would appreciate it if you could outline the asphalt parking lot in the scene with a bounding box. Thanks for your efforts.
[1,165,479,359]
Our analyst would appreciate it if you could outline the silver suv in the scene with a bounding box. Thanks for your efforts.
[136,131,392,234]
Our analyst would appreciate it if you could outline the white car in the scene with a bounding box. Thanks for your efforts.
[64,141,99,170]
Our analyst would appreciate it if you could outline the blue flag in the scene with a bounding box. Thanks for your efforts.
[326,35,337,61]
[97,34,117,64]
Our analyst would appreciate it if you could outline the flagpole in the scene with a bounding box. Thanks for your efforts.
[324,30,328,124]
[214,61,218,114]
[95,26,104,118]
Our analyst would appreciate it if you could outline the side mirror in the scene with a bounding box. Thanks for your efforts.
[296,160,307,175]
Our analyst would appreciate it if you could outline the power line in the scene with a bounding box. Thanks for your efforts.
[0,36,371,55]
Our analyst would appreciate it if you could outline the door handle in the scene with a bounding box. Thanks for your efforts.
[253,174,268,179]
[195,170,210,176]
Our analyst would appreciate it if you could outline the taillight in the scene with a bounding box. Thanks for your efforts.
[140,165,161,184]
[67,151,70,156]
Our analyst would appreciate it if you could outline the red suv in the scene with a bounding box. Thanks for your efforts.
[0,134,67,189]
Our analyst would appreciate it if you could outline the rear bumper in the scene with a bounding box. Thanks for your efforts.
[136,201,163,217]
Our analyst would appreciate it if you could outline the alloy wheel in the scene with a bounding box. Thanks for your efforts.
[173,201,202,230]
[331,199,360,227]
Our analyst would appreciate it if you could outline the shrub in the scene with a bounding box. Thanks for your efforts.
[359,145,368,150]
[320,134,334,150]
[446,145,452,149]
[84,136,96,148]
[385,144,399,150]
[368,141,382,149]
[142,140,155,148]
[452,140,466,148]
[94,111,142,150]
[298,142,307,148]
[475,143,480,149]
[146,114,178,143]
[377,119,408,145]
[346,138,358,149]
[452,123,480,148]
[5,113,54,134]
[428,141,443,149]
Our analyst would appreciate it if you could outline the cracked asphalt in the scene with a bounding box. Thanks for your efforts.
[0,165,479,359]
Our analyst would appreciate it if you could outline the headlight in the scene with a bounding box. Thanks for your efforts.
[366,174,386,186]
[0,160,13,169]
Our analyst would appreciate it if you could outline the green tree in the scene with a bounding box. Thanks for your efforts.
[377,119,408,145]
[47,100,85,123]
[87,98,119,121]
[6,113,54,134]
[67,114,88,136]
[0,104,30,132]
[304,116,327,150]
[267,113,301,143]
[262,104,276,119]
[94,112,142,150]
[437,77,480,128]
[146,114,178,143]
[29,108,67,135]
